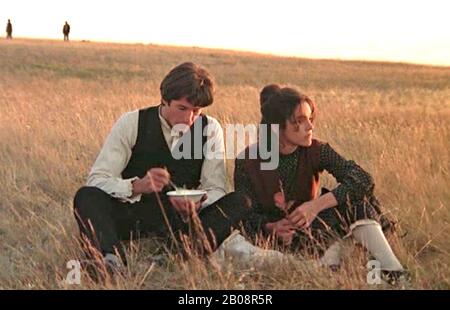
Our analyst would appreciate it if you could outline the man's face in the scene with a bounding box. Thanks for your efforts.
[161,97,203,127]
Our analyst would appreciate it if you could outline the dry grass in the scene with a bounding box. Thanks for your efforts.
[0,38,449,289]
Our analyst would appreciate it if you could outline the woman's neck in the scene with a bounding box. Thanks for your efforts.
[279,141,298,155]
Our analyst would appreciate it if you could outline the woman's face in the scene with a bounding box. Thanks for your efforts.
[280,102,314,148]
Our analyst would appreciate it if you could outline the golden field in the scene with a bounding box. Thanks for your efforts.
[0,38,449,289]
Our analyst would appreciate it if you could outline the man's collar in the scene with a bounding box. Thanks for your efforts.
[158,105,172,131]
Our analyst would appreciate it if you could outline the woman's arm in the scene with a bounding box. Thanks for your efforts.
[234,159,296,242]
[320,143,375,207]
[233,158,271,232]
[288,143,375,228]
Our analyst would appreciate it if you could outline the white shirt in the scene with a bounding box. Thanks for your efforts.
[86,106,227,207]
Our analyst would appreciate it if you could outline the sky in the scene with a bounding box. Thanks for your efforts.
[2,0,449,66]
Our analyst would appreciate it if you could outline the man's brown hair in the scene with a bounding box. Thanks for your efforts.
[160,62,214,107]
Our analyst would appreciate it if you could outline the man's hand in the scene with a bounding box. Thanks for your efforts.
[169,194,207,222]
[131,168,170,196]
[287,200,320,230]
[265,218,296,246]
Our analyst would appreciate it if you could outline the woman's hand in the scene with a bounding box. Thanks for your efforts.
[287,201,320,230]
[273,191,295,214]
[265,218,296,245]
[288,193,338,229]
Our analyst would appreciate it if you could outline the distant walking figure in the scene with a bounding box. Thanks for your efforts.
[6,19,12,39]
[63,21,70,41]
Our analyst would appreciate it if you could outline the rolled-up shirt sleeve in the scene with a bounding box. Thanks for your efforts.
[86,110,141,203]
[319,143,375,207]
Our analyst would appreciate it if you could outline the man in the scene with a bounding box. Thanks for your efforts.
[6,19,12,39]
[63,21,70,41]
[73,62,251,272]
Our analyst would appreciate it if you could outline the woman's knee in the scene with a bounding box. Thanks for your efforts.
[215,192,252,224]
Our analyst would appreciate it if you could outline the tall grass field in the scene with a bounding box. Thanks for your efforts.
[0,38,449,289]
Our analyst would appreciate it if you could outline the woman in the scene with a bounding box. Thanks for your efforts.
[234,84,408,284]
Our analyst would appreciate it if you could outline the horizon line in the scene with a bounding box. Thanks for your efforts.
[4,36,450,69]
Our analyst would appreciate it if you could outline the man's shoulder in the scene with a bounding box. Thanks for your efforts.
[204,114,219,124]
[204,115,223,130]
[119,109,139,121]
[114,109,139,129]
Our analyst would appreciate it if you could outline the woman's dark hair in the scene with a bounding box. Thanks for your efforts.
[260,84,316,129]
[259,84,281,108]
[160,62,214,107]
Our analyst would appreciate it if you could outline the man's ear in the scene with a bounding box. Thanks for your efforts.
[161,99,170,106]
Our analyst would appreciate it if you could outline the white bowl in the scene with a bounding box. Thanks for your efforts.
[166,189,207,203]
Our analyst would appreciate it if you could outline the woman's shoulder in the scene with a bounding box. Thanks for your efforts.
[303,139,328,170]
[305,139,327,156]
[236,143,259,159]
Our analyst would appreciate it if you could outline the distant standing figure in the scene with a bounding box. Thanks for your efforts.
[63,21,70,41]
[6,19,12,39]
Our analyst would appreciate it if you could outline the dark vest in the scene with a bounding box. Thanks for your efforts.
[121,106,208,190]
[243,139,323,212]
